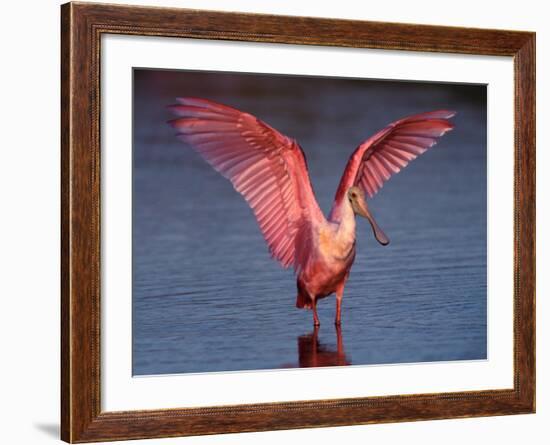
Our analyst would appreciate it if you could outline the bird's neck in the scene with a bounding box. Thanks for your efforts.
[334,199,356,243]
[329,188,354,223]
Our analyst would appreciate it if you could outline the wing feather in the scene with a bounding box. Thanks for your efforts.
[169,97,324,269]
[330,110,456,220]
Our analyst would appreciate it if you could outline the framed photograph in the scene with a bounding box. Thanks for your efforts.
[61,2,535,442]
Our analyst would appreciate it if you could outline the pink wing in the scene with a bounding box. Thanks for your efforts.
[168,97,325,269]
[330,110,456,220]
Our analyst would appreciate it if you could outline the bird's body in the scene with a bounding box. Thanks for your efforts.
[169,97,455,326]
[295,203,356,313]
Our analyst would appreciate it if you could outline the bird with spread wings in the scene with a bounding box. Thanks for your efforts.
[169,98,455,326]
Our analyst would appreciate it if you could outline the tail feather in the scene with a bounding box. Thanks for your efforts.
[296,291,311,309]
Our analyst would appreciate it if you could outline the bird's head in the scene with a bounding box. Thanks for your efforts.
[347,186,390,246]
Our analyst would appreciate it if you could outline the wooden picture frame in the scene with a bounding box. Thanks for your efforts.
[61,2,535,442]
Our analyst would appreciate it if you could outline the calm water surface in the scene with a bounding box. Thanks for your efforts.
[132,71,487,375]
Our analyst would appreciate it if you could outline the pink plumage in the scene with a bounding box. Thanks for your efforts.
[168,97,324,270]
[169,98,455,326]
[330,110,455,220]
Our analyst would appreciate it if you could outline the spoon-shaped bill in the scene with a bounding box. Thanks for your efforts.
[353,198,390,246]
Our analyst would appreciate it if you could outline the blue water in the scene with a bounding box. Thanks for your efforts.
[132,70,487,375]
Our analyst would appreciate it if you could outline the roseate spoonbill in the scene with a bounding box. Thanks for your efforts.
[168,98,455,326]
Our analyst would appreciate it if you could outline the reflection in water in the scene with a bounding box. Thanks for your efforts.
[296,325,351,368]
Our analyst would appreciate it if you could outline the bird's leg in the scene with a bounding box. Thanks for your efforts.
[335,323,345,365]
[312,297,320,327]
[335,284,344,325]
